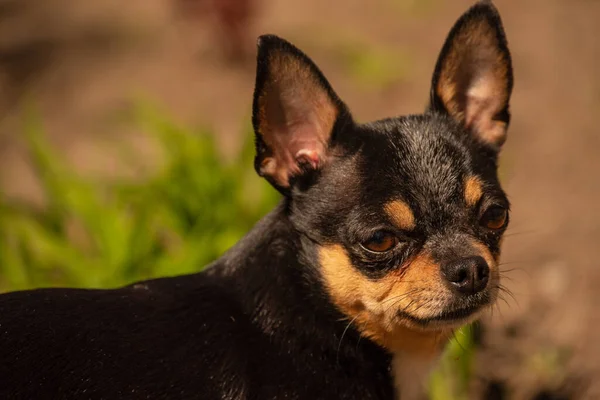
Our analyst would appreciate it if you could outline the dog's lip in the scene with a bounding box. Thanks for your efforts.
[397,300,489,327]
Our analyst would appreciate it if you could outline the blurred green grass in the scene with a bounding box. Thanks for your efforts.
[0,104,474,399]
[0,103,279,291]
[429,325,477,400]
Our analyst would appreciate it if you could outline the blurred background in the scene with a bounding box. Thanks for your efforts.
[0,0,598,398]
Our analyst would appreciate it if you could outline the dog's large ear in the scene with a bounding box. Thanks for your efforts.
[429,1,513,148]
[252,35,350,192]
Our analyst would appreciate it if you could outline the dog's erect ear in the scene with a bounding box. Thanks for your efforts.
[252,35,349,191]
[429,1,513,148]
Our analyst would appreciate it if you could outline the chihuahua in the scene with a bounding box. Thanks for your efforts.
[0,2,513,399]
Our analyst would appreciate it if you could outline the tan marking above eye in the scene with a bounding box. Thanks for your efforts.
[464,176,484,207]
[384,200,416,231]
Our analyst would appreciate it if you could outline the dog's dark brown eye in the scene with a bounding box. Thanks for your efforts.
[361,231,399,253]
[481,206,508,230]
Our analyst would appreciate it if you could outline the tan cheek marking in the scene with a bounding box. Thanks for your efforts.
[464,176,484,207]
[471,240,500,296]
[318,244,395,319]
[471,240,497,270]
[319,245,450,358]
[497,237,505,260]
[391,252,451,323]
[384,200,416,231]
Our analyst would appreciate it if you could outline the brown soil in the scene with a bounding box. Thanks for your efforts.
[0,0,598,398]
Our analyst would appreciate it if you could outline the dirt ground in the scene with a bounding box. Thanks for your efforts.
[0,0,598,398]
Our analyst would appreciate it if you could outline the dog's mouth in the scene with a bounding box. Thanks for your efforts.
[396,296,491,329]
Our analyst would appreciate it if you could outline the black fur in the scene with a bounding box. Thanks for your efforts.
[0,2,517,399]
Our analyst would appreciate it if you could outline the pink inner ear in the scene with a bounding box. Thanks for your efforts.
[464,73,508,146]
[259,123,326,187]
[256,49,340,187]
[258,73,338,187]
[295,148,321,169]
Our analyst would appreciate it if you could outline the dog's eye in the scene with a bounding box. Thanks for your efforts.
[361,231,399,253]
[481,205,508,230]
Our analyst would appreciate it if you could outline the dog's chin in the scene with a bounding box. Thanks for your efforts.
[397,306,484,331]
[396,293,495,331]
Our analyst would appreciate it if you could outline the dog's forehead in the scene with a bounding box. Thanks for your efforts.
[358,115,473,207]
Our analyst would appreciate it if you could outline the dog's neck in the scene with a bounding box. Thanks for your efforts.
[207,201,444,398]
[208,201,391,358]
[209,202,357,339]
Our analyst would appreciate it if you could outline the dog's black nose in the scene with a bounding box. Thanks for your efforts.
[441,256,489,295]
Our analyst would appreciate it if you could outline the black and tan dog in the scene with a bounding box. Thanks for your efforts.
[0,2,514,399]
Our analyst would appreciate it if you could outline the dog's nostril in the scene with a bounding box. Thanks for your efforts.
[442,256,490,295]
[456,269,468,284]
[476,262,489,281]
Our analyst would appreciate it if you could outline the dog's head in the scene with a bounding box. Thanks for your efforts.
[251,2,512,352]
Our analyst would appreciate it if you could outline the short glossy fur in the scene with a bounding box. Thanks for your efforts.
[0,2,514,399]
